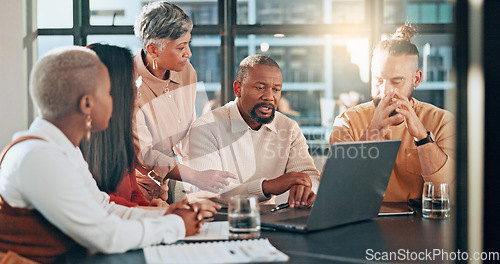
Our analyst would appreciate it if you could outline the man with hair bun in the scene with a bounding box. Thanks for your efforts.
[330,24,456,202]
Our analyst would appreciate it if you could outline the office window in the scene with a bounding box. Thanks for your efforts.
[190,35,221,84]
[175,1,218,25]
[237,0,365,24]
[90,0,218,26]
[413,34,455,112]
[384,0,454,24]
[190,35,221,117]
[330,0,365,24]
[90,0,142,26]
[87,35,141,52]
[238,0,322,25]
[37,36,74,57]
[37,0,456,156]
[37,0,73,28]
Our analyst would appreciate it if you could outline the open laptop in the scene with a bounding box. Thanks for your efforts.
[260,140,401,232]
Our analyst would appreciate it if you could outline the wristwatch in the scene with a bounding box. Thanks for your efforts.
[414,131,435,147]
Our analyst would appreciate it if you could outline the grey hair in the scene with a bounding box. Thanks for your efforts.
[134,1,193,52]
[236,55,281,83]
[29,46,103,119]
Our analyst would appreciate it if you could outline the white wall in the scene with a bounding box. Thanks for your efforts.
[0,0,34,147]
[468,0,485,261]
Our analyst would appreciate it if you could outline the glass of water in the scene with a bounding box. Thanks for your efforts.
[228,195,260,239]
[422,182,450,219]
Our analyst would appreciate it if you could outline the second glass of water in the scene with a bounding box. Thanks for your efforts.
[422,182,450,219]
[228,195,260,239]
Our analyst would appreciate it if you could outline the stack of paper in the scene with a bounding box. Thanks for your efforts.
[182,221,229,241]
[144,238,289,263]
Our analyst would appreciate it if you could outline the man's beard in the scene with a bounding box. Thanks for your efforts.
[250,102,275,124]
[373,97,382,107]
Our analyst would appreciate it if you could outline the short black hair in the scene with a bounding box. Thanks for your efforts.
[236,55,281,83]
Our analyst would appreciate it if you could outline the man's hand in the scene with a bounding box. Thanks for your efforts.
[288,184,316,208]
[363,90,404,140]
[262,172,312,197]
[392,90,427,140]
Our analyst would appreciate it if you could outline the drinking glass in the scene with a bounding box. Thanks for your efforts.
[422,182,450,219]
[228,195,260,239]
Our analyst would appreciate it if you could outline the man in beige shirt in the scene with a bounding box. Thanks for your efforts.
[330,24,455,202]
[186,55,320,207]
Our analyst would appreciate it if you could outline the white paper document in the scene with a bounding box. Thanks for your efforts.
[183,221,229,241]
[144,238,289,264]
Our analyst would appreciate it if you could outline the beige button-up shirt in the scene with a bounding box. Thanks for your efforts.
[185,100,320,201]
[133,51,197,200]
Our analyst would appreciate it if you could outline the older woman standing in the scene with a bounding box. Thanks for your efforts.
[0,47,202,263]
[133,1,236,202]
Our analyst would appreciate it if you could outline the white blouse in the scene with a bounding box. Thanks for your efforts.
[0,118,185,253]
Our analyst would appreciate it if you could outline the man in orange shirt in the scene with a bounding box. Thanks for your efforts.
[330,24,455,202]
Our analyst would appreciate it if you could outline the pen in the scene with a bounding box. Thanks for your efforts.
[261,226,277,232]
[271,203,289,212]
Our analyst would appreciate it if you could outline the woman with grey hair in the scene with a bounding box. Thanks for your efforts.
[133,1,236,202]
[0,46,203,263]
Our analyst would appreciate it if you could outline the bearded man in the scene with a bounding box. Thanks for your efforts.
[330,24,456,202]
[186,55,319,207]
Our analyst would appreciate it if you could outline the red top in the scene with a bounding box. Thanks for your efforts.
[108,169,150,207]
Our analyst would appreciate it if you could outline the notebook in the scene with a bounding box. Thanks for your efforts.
[144,238,288,264]
[182,221,229,241]
[261,140,401,232]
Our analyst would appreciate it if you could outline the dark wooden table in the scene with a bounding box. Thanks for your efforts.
[65,203,454,263]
